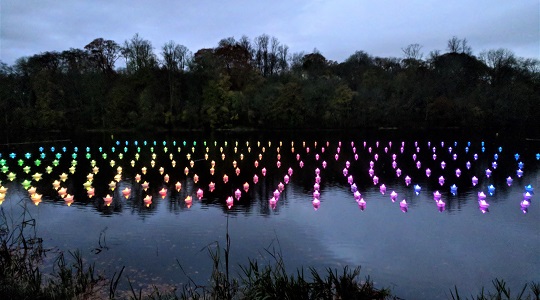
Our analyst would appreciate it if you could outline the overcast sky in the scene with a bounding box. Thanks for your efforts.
[1,0,538,66]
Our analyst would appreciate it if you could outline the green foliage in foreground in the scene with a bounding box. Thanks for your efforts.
[1,203,538,300]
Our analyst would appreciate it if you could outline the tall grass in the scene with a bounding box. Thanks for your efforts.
[0,198,106,299]
[450,279,540,300]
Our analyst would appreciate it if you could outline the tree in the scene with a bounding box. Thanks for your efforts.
[302,51,329,78]
[161,41,191,72]
[270,82,305,127]
[214,39,254,90]
[447,36,472,54]
[253,34,288,76]
[402,43,423,61]
[84,38,121,73]
[201,74,234,129]
[161,41,191,122]
[122,33,157,73]
[479,48,517,85]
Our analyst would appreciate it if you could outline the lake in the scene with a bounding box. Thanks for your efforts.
[0,130,538,299]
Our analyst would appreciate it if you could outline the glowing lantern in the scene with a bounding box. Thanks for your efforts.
[32,173,42,181]
[52,180,61,190]
[87,188,95,198]
[64,194,74,206]
[31,193,42,206]
[143,195,152,207]
[122,188,131,199]
[450,184,458,196]
[141,181,149,191]
[83,181,92,190]
[274,189,280,200]
[253,174,259,184]
[109,181,116,190]
[243,182,249,192]
[226,196,234,209]
[209,182,215,192]
[439,176,445,186]
[196,189,203,200]
[158,188,167,199]
[60,173,68,182]
[58,187,67,198]
[437,200,446,211]
[390,191,398,202]
[400,200,408,212]
[234,189,242,200]
[223,174,229,184]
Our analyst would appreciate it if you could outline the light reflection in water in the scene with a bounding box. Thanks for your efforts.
[0,133,538,299]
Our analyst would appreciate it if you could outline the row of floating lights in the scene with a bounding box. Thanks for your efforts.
[0,139,538,213]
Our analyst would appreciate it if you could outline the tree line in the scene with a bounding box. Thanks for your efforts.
[0,33,538,132]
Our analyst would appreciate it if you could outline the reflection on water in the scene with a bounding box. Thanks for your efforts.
[0,132,539,299]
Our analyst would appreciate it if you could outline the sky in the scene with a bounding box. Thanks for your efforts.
[1,0,539,66]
